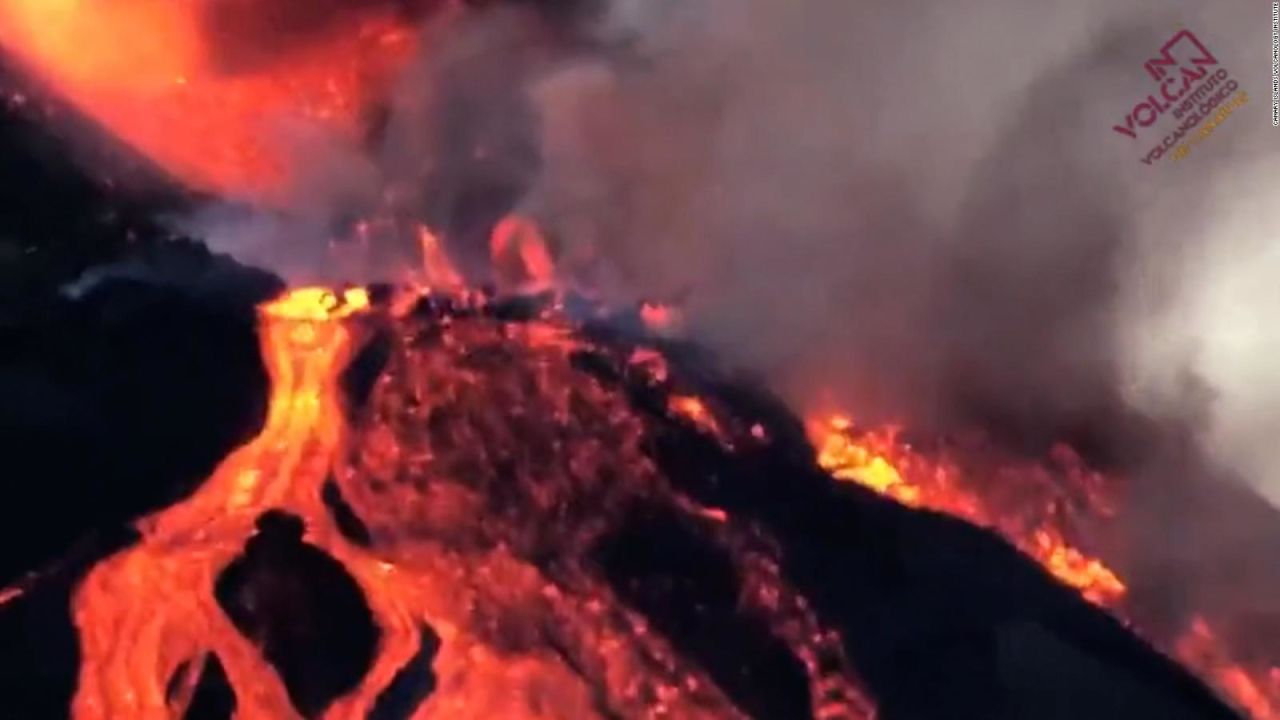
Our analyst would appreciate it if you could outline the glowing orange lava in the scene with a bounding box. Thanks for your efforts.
[68,286,878,719]
[807,413,1280,720]
[0,0,416,200]
[72,287,371,717]
[809,415,1124,604]
[669,395,730,445]
[490,215,555,292]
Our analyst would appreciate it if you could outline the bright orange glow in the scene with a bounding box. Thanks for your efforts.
[812,417,921,506]
[809,414,1123,603]
[490,215,555,291]
[669,394,729,444]
[639,302,682,335]
[0,0,416,200]
[68,288,878,719]
[807,412,1279,719]
[262,286,370,321]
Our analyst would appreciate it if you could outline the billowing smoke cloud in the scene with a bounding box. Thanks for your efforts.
[179,2,551,285]
[176,0,1279,626]
[178,0,1279,499]
[503,0,1280,492]
[386,0,1280,633]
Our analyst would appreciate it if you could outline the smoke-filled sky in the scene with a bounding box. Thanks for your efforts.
[19,0,1274,513]
[452,0,1280,511]
[454,0,1279,641]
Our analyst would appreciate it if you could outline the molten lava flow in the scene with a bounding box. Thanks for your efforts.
[0,0,416,200]
[72,287,370,718]
[807,414,1280,720]
[70,286,877,719]
[809,416,1124,605]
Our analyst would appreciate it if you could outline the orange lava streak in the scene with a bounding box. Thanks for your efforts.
[810,415,1123,603]
[0,1,416,200]
[669,395,729,445]
[807,412,1279,720]
[72,287,369,718]
[1177,618,1280,720]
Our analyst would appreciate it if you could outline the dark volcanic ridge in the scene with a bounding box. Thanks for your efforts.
[0,275,1243,720]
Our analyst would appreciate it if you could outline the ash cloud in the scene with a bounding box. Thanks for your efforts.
[179,2,554,285]
[180,0,1279,512]
[426,0,1280,635]
[170,0,1280,502]
[509,0,1277,459]
[176,0,1279,632]
[512,0,1145,433]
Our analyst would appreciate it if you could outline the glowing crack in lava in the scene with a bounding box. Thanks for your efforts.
[71,286,877,719]
[807,415,1280,720]
[0,0,416,200]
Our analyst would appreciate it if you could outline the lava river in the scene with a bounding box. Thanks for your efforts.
[68,286,876,719]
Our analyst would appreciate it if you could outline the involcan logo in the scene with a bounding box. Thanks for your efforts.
[1111,29,1248,165]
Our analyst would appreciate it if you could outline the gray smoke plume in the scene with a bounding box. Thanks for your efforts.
[503,0,1280,495]
[176,0,1280,643]
[400,0,1280,645]
[174,0,1280,491]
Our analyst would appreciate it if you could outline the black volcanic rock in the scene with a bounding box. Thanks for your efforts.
[183,653,236,720]
[632,375,1244,720]
[0,52,282,588]
[594,503,814,719]
[0,568,82,720]
[368,625,440,720]
[0,524,138,720]
[215,511,379,718]
[0,278,272,586]
[0,56,198,309]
